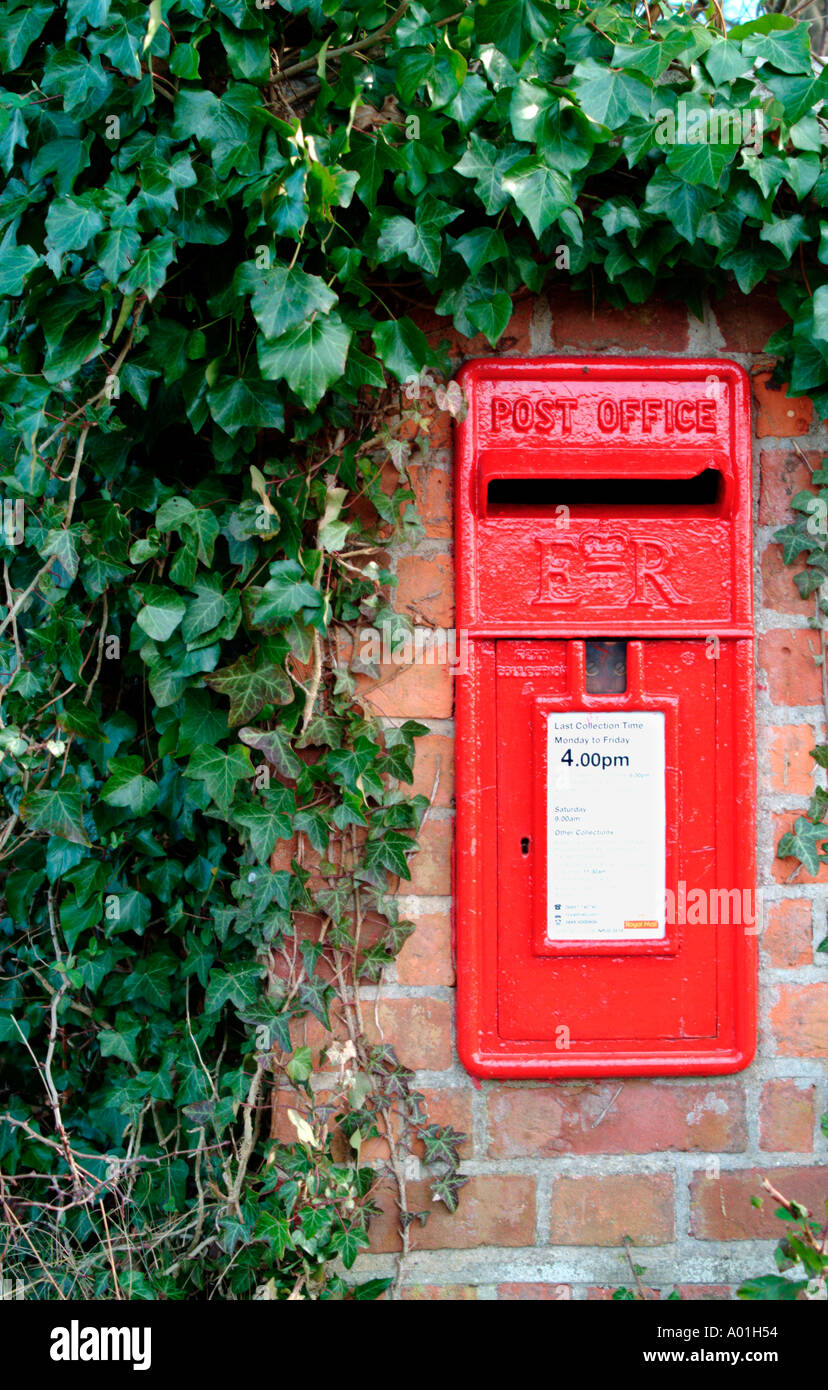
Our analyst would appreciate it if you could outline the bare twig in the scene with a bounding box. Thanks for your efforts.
[275,1,410,80]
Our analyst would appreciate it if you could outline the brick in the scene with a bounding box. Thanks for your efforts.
[772,811,828,884]
[409,463,452,538]
[336,1084,470,1167]
[587,1286,661,1300]
[761,543,814,617]
[674,1284,732,1300]
[349,1087,471,1163]
[759,449,820,525]
[760,1080,816,1152]
[765,724,818,795]
[395,406,452,450]
[394,553,454,627]
[368,1175,536,1252]
[754,372,813,438]
[407,818,451,896]
[400,1285,477,1300]
[397,910,454,987]
[292,995,452,1071]
[500,295,534,354]
[487,1082,746,1158]
[548,289,689,351]
[712,287,787,354]
[402,732,455,808]
[414,1087,474,1156]
[409,302,489,360]
[498,1283,572,1300]
[368,996,453,1070]
[757,629,822,706]
[769,983,828,1056]
[410,297,534,360]
[762,899,813,969]
[548,1174,674,1246]
[690,1166,828,1239]
[358,659,453,719]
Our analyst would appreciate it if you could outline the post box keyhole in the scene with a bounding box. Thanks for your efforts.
[521,836,530,856]
[585,639,627,693]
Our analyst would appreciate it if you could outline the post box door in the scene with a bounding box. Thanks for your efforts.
[494,638,741,1055]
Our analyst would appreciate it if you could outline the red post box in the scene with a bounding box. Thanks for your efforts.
[454,358,756,1077]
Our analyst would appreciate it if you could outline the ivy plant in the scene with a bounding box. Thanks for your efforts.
[1,0,828,1298]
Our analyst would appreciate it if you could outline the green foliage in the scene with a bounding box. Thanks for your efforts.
[738,1137,828,1301]
[774,460,828,882]
[1,0,827,1298]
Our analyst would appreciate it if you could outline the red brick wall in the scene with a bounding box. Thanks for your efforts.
[317,288,828,1298]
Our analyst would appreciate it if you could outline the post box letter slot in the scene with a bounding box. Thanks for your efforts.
[486,470,723,512]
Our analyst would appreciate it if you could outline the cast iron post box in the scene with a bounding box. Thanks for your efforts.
[454,357,756,1077]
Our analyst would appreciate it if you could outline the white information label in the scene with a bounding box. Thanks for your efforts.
[546,711,666,941]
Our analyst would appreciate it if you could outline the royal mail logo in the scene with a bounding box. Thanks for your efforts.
[532,531,690,607]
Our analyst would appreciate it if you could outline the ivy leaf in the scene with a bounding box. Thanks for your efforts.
[451,226,508,276]
[218,20,270,83]
[127,954,174,1011]
[238,725,302,780]
[182,573,229,643]
[467,291,513,346]
[330,1224,369,1270]
[45,196,105,260]
[573,59,652,128]
[56,700,107,742]
[119,234,176,300]
[742,26,812,75]
[233,787,296,862]
[327,736,380,795]
[455,135,523,215]
[475,0,558,67]
[812,285,828,341]
[256,1212,292,1259]
[99,1024,141,1066]
[136,587,186,642]
[736,1275,808,1301]
[759,215,809,261]
[254,560,323,625]
[774,523,815,565]
[207,376,284,436]
[665,141,736,191]
[0,226,40,296]
[243,264,337,340]
[371,318,430,383]
[97,223,141,282]
[41,527,81,583]
[19,781,91,846]
[205,962,263,1014]
[777,816,828,876]
[375,197,461,276]
[445,72,493,131]
[501,156,574,238]
[364,828,413,880]
[351,1278,394,1301]
[0,2,55,68]
[644,167,715,242]
[258,314,351,408]
[101,756,160,816]
[184,745,254,810]
[205,653,293,726]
